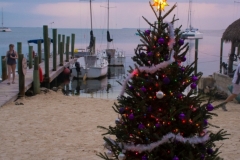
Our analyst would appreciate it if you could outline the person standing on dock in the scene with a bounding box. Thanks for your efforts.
[222,57,240,111]
[3,44,18,85]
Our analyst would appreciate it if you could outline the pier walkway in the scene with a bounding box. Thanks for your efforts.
[0,55,76,107]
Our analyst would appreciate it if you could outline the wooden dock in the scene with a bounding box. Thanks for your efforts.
[0,55,76,107]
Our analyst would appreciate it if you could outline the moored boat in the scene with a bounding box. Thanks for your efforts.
[70,55,108,79]
[97,48,125,66]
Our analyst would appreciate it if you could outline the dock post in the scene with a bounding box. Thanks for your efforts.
[220,38,223,74]
[37,40,42,64]
[18,42,25,97]
[59,42,63,66]
[66,36,70,62]
[1,56,7,81]
[228,42,236,75]
[28,46,33,69]
[48,38,51,58]
[62,35,65,55]
[43,25,50,87]
[53,29,57,71]
[33,56,40,94]
[58,34,61,54]
[71,33,75,58]
[194,39,199,75]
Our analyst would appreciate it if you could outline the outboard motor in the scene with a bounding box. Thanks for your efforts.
[75,62,81,74]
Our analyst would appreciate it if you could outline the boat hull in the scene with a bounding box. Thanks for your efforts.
[98,49,125,66]
[71,65,108,79]
[0,27,11,32]
[103,57,125,66]
[181,31,203,39]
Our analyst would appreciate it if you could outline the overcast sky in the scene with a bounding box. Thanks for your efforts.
[0,0,240,30]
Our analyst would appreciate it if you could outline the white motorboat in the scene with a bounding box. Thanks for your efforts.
[181,0,203,39]
[97,0,125,66]
[70,55,108,79]
[0,8,11,32]
[97,49,125,66]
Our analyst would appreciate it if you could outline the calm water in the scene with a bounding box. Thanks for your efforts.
[0,27,232,99]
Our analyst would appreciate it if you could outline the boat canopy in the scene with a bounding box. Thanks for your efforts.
[27,39,53,44]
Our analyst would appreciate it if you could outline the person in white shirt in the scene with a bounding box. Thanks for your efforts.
[222,59,240,111]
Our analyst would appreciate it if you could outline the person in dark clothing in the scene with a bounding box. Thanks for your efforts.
[3,44,18,85]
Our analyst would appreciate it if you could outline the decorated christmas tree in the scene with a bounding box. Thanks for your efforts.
[98,1,228,159]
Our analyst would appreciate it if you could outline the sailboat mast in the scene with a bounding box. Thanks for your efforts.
[107,0,109,31]
[1,8,3,28]
[90,0,92,30]
[189,0,192,29]
[107,0,110,49]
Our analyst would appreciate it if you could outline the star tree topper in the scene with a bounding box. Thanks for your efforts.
[152,0,169,10]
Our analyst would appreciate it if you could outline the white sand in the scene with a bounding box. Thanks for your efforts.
[0,90,239,160]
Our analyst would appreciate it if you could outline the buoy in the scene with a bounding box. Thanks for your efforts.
[39,66,43,83]
[63,68,70,75]
[32,50,35,58]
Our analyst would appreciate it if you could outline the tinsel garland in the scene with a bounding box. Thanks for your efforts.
[105,132,209,153]
[119,22,175,96]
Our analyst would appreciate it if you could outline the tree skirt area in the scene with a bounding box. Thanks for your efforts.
[0,90,239,160]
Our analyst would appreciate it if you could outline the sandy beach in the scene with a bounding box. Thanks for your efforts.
[0,89,240,160]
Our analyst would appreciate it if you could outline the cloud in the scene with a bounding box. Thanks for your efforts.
[31,2,83,17]
[1,1,237,30]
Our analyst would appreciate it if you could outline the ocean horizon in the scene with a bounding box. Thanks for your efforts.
[0,27,231,74]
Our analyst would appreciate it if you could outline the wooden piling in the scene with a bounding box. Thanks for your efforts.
[28,46,33,69]
[1,56,7,80]
[71,34,75,58]
[66,36,70,62]
[228,42,236,74]
[58,34,61,54]
[37,40,42,63]
[18,45,25,97]
[220,38,223,74]
[194,39,199,75]
[33,56,40,94]
[59,42,63,66]
[62,35,65,54]
[43,25,50,83]
[48,38,51,58]
[53,29,57,71]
